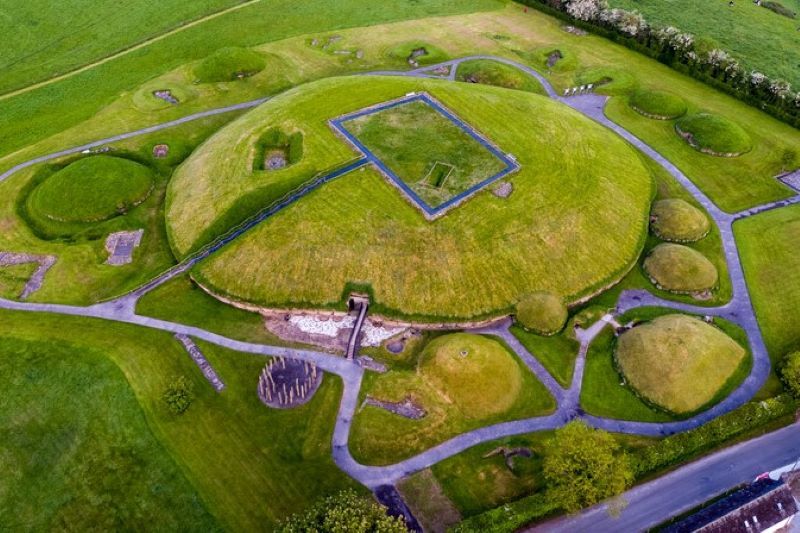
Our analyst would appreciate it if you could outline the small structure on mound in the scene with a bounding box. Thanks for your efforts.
[257,356,323,409]
[152,144,170,159]
[104,229,144,266]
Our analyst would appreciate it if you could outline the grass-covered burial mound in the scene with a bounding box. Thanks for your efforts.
[194,47,266,83]
[650,199,710,242]
[675,113,752,156]
[516,292,568,336]
[643,243,718,294]
[629,89,687,120]
[615,314,748,414]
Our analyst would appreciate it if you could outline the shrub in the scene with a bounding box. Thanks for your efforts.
[163,376,194,414]
[194,47,266,83]
[675,113,752,156]
[278,489,406,532]
[516,292,568,336]
[629,89,687,119]
[451,492,556,532]
[781,352,800,398]
[650,198,710,242]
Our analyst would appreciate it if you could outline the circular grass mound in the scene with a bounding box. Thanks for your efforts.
[675,113,752,156]
[28,156,154,223]
[615,314,747,414]
[132,80,196,111]
[418,333,522,418]
[516,292,568,336]
[629,90,687,120]
[643,243,718,294]
[575,67,637,95]
[650,199,710,242]
[531,47,578,72]
[194,47,266,83]
[456,59,545,94]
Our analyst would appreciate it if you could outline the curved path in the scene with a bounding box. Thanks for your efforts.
[1,55,798,499]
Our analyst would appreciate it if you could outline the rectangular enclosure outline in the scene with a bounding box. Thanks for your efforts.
[329,92,520,218]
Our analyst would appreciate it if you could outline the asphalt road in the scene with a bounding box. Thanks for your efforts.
[529,422,800,532]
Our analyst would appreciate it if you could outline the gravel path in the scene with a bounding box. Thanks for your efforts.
[1,55,796,512]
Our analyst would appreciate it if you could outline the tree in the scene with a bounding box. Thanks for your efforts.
[162,375,194,414]
[279,490,407,533]
[543,421,633,513]
[781,352,800,398]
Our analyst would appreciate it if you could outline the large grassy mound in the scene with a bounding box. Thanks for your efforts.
[194,47,266,83]
[456,59,546,94]
[629,90,687,120]
[650,198,710,242]
[27,156,154,223]
[349,333,555,464]
[167,76,654,320]
[675,113,752,156]
[643,243,718,293]
[515,292,568,336]
[615,314,748,414]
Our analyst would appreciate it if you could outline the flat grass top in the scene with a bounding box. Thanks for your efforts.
[0,337,216,530]
[629,90,687,120]
[27,156,153,223]
[194,46,266,82]
[515,292,568,336]
[650,198,710,242]
[643,243,718,293]
[615,314,747,414]
[455,59,547,94]
[174,76,653,319]
[349,333,555,465]
[419,333,522,416]
[344,97,507,208]
[676,113,752,156]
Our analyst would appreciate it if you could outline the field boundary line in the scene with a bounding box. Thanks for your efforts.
[0,0,264,103]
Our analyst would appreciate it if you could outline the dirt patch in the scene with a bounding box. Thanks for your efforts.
[397,469,461,533]
[152,144,169,158]
[362,395,427,419]
[257,356,322,408]
[264,149,287,170]
[493,181,513,198]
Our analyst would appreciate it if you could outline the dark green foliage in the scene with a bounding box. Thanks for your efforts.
[194,46,266,82]
[781,352,800,398]
[543,421,633,513]
[630,394,797,476]
[451,492,556,533]
[761,1,796,19]
[278,489,407,532]
[163,375,194,414]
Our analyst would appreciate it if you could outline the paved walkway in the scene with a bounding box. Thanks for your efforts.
[2,55,799,521]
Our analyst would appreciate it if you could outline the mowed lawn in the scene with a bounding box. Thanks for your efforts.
[184,76,654,320]
[609,0,800,88]
[736,204,800,360]
[0,310,361,530]
[0,338,217,530]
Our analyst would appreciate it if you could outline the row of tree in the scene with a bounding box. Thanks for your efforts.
[523,0,800,128]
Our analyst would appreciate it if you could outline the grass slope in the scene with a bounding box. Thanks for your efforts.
[194,46,266,82]
[179,76,653,320]
[0,338,216,530]
[615,314,748,414]
[455,59,547,94]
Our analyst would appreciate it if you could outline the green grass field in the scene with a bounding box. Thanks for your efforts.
[0,263,37,299]
[344,98,507,208]
[510,325,579,387]
[0,338,217,530]
[609,0,800,88]
[178,76,653,320]
[615,314,748,414]
[349,334,556,465]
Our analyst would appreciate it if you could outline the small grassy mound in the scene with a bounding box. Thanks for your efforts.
[27,156,154,223]
[132,80,196,111]
[643,243,718,293]
[529,47,579,72]
[388,41,449,66]
[515,292,568,336]
[456,59,546,94]
[575,67,638,95]
[675,113,752,156]
[629,90,687,120]
[194,47,266,83]
[650,199,710,242]
[615,314,748,414]
[419,333,523,417]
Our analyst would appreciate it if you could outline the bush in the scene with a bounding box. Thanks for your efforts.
[194,47,266,83]
[516,292,568,336]
[781,352,800,397]
[675,113,753,156]
[629,90,687,120]
[278,489,406,532]
[163,376,194,414]
[650,198,710,242]
[631,395,797,477]
[451,492,556,532]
